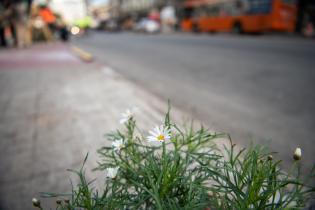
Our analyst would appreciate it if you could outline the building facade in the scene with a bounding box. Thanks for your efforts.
[109,0,169,19]
[49,0,88,24]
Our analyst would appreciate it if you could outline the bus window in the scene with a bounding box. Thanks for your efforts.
[183,7,193,19]
[193,7,208,18]
[207,5,220,17]
[282,0,296,5]
[224,2,236,16]
[246,0,273,14]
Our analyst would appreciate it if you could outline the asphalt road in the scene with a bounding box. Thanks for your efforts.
[73,32,315,169]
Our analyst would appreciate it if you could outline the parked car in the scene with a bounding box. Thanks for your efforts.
[134,18,160,34]
[96,19,120,32]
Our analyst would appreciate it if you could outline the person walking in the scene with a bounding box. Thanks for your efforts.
[12,0,33,48]
[38,3,56,40]
[0,0,13,47]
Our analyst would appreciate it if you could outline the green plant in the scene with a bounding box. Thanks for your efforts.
[200,141,315,210]
[35,107,315,210]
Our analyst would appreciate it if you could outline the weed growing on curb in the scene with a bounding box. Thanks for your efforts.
[36,106,315,210]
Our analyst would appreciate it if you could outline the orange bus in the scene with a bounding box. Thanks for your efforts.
[181,0,297,33]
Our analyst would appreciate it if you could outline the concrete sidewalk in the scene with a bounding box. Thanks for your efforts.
[0,43,185,209]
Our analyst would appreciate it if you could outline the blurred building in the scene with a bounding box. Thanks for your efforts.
[108,0,168,19]
[89,3,110,22]
[120,0,161,13]
[108,0,121,19]
[49,0,88,24]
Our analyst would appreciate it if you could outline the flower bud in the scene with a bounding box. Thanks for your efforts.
[32,198,41,208]
[267,155,273,161]
[293,147,302,161]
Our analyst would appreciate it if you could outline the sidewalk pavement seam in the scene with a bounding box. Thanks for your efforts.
[71,45,93,62]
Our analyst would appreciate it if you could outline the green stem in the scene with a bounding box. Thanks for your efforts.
[162,141,166,157]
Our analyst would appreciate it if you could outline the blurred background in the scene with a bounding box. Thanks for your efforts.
[1,0,315,45]
[0,0,315,209]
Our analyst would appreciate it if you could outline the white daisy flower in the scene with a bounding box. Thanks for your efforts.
[112,139,124,152]
[106,167,119,179]
[147,125,171,143]
[119,109,133,124]
[293,147,302,160]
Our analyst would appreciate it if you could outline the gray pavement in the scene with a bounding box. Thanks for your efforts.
[73,32,315,170]
[0,43,184,210]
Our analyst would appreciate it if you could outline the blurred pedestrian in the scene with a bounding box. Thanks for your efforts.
[0,0,13,47]
[55,14,69,42]
[148,8,160,22]
[29,4,51,42]
[12,0,33,48]
[39,3,56,37]
[160,5,177,33]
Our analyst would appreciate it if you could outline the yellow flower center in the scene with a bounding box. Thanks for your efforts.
[157,134,165,141]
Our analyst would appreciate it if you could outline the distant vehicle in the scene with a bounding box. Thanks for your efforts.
[134,18,160,33]
[181,0,297,34]
[106,20,120,32]
[96,19,120,32]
